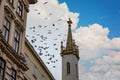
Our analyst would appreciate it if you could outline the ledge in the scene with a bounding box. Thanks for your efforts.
[27,0,37,4]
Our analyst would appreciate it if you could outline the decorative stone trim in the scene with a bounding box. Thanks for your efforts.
[0,32,28,71]
[4,6,16,19]
[15,19,25,32]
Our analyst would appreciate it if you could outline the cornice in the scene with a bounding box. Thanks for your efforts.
[22,0,29,12]
[4,6,16,19]
[14,19,25,32]
[61,49,80,60]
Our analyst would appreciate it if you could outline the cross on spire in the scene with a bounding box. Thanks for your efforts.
[67,18,72,26]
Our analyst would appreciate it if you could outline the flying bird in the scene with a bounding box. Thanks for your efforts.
[52,24,55,26]
[43,2,48,4]
[38,12,40,15]
[34,9,38,11]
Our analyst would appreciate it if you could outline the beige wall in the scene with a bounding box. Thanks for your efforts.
[0,0,55,80]
[24,39,55,80]
[62,54,79,80]
[0,48,26,80]
[0,0,37,80]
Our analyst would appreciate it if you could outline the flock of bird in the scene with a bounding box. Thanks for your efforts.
[26,1,68,68]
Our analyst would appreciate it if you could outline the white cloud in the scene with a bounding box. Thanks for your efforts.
[27,0,120,80]
[73,24,120,59]
[74,24,120,80]
[111,38,120,49]
[74,24,110,49]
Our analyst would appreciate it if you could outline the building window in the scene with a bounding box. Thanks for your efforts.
[17,1,22,17]
[67,62,70,75]
[3,18,10,41]
[33,65,38,79]
[0,0,1,5]
[41,75,45,80]
[13,31,20,53]
[0,58,6,80]
[24,77,28,80]
[9,68,16,80]
[24,54,29,65]
[8,0,13,4]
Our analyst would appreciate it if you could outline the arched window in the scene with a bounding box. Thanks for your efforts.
[0,58,6,80]
[76,64,78,78]
[67,62,70,75]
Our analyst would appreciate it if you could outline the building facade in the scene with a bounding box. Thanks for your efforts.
[61,18,80,80]
[0,0,37,80]
[24,39,55,80]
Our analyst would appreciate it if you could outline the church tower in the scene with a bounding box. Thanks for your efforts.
[60,18,79,80]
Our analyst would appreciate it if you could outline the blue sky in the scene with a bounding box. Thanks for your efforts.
[58,0,120,38]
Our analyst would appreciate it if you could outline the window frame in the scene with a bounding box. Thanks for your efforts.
[24,54,29,65]
[0,0,1,5]
[13,31,20,53]
[9,68,16,80]
[24,77,28,80]
[0,58,6,80]
[3,17,10,41]
[33,65,38,79]
[41,75,45,80]
[17,1,23,17]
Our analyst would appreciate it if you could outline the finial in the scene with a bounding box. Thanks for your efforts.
[61,41,64,52]
[61,41,63,45]
[67,18,72,26]
[73,39,75,45]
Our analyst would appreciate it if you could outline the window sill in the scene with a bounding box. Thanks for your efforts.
[16,12,24,22]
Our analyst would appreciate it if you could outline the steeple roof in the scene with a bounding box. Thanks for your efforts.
[60,18,79,59]
[66,18,73,50]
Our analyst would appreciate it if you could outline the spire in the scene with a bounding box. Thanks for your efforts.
[66,18,73,50]
[60,18,79,59]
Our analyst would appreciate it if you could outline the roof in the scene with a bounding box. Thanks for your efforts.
[25,38,55,80]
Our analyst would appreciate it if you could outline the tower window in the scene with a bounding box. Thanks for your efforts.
[67,62,70,75]
[76,64,78,78]
[3,17,10,41]
[0,58,6,80]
